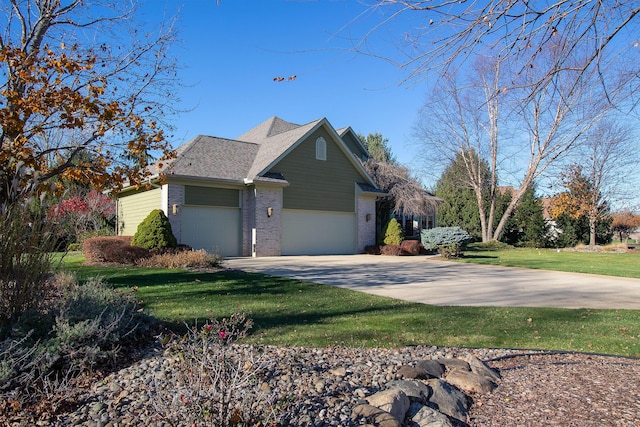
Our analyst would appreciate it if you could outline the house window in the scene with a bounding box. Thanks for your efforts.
[315,137,326,160]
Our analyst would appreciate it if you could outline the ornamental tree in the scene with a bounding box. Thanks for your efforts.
[0,0,179,205]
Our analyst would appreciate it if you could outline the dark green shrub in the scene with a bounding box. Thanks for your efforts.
[381,218,404,246]
[421,227,472,255]
[131,209,177,250]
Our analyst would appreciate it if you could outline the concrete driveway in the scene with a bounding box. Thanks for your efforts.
[226,255,640,310]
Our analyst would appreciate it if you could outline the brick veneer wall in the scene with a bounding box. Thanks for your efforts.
[357,195,377,252]
[164,183,184,243]
[252,186,283,257]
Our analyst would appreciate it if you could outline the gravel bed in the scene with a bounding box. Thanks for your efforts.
[34,345,640,426]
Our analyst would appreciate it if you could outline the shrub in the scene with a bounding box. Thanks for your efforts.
[381,218,404,246]
[380,244,403,256]
[0,202,58,332]
[421,227,472,256]
[364,245,381,255]
[400,239,422,256]
[83,236,150,264]
[152,313,278,426]
[439,243,462,258]
[136,249,223,269]
[131,209,177,250]
[1,276,152,416]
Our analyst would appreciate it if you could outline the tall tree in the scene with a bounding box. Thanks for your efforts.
[434,151,487,239]
[358,1,639,105]
[416,52,604,242]
[0,0,179,204]
[549,165,611,246]
[611,210,640,242]
[358,132,440,238]
[357,132,396,164]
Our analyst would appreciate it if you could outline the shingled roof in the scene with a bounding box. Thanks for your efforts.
[157,116,376,187]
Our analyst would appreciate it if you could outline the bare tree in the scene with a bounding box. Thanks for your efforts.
[416,44,607,241]
[359,1,640,103]
[572,120,635,245]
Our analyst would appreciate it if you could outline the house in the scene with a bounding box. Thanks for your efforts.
[115,116,385,257]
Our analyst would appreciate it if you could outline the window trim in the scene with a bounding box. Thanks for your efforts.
[315,137,327,160]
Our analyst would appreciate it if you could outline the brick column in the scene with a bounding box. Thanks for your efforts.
[164,183,184,244]
[357,195,377,253]
[253,186,282,257]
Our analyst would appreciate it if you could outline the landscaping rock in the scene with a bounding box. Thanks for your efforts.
[386,379,431,402]
[366,388,411,421]
[438,358,471,372]
[396,365,431,379]
[466,354,501,382]
[444,367,497,394]
[352,404,402,427]
[408,402,454,427]
[49,345,519,427]
[416,359,446,378]
[425,378,470,423]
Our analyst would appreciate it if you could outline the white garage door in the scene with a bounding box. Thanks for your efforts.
[281,210,356,255]
[182,206,241,257]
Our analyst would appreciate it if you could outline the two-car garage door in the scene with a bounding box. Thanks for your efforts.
[281,210,356,255]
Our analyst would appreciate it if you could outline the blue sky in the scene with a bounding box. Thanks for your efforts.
[141,1,430,177]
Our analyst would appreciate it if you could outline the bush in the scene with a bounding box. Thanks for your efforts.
[136,249,223,269]
[439,243,462,258]
[131,209,177,250]
[0,202,58,332]
[1,275,152,417]
[152,313,279,426]
[421,227,472,256]
[380,244,403,256]
[400,239,422,256]
[364,245,381,255]
[381,218,404,246]
[83,236,150,264]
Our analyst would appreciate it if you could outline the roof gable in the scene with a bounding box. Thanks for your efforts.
[153,116,378,189]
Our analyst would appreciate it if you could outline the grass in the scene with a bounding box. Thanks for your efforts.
[458,245,640,278]
[63,252,640,357]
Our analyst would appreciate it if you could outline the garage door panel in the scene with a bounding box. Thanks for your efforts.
[282,210,355,255]
[182,206,241,257]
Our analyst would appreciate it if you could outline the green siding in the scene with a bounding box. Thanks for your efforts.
[342,132,369,161]
[118,188,162,236]
[269,128,364,212]
[184,186,239,207]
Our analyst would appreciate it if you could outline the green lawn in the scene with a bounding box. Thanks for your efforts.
[458,246,640,278]
[63,252,640,357]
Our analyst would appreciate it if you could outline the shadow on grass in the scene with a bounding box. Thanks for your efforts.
[460,254,499,259]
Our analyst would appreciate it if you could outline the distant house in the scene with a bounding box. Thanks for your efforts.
[115,117,386,257]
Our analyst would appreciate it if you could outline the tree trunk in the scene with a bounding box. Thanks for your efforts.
[589,215,597,246]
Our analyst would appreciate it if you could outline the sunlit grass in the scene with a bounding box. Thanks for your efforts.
[65,255,640,357]
[457,245,640,278]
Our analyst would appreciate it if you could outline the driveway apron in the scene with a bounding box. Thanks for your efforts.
[226,255,640,310]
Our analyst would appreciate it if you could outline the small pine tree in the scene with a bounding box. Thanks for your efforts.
[131,209,177,250]
[382,218,404,245]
